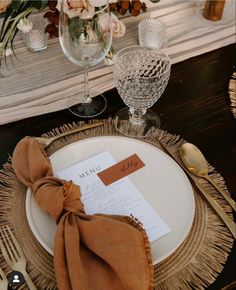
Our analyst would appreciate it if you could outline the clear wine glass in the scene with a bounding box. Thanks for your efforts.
[59,1,112,118]
[113,45,171,137]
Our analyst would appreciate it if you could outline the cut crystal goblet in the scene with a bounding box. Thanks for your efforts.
[113,45,171,137]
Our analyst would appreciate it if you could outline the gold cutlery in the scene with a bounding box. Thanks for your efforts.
[35,121,104,148]
[158,140,236,239]
[0,225,37,290]
[0,267,8,290]
[180,143,236,211]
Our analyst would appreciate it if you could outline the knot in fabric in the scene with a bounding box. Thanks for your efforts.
[32,177,85,221]
[12,136,154,290]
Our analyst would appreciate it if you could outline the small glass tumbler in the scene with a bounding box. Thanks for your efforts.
[138,18,166,49]
[23,14,48,52]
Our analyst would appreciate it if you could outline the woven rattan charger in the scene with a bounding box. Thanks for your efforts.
[0,119,234,290]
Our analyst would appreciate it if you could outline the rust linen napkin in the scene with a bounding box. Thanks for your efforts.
[12,137,154,290]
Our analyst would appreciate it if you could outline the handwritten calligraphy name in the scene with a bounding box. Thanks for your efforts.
[121,160,139,173]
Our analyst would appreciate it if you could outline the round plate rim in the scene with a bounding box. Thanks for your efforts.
[25,135,195,264]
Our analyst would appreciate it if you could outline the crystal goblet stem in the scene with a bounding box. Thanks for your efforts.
[129,108,146,124]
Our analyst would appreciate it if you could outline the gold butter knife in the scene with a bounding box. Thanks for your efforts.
[158,140,236,239]
[35,121,104,148]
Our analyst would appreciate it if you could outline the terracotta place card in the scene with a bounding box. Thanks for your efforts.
[97,154,145,186]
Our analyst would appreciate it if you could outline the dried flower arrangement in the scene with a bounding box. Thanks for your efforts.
[0,0,149,65]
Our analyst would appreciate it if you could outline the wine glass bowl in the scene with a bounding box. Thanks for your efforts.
[59,2,112,117]
[113,46,171,137]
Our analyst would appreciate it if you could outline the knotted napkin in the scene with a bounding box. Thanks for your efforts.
[12,137,154,290]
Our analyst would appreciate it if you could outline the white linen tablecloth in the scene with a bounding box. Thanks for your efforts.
[0,0,235,124]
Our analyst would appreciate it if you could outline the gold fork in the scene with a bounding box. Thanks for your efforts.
[35,120,104,148]
[0,226,37,290]
[0,267,8,290]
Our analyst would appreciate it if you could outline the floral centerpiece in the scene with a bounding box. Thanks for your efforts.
[0,0,148,64]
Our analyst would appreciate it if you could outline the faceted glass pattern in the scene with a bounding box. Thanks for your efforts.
[114,46,171,110]
[23,14,48,52]
[113,45,171,137]
[138,18,166,49]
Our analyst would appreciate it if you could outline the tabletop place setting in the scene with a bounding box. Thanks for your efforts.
[0,0,235,290]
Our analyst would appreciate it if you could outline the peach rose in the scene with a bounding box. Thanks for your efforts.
[0,0,11,13]
[98,12,126,39]
[56,0,95,19]
[68,0,86,9]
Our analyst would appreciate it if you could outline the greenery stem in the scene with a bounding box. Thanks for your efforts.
[0,7,36,52]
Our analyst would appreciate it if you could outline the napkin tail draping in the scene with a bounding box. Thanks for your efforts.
[12,137,154,290]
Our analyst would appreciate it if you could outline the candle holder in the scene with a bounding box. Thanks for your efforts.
[203,0,225,21]
[138,19,166,49]
[195,0,234,26]
[23,14,48,52]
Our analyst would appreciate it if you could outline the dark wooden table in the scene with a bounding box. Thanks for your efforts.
[0,43,235,290]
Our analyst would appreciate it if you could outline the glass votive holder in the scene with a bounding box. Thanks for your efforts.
[138,18,166,49]
[23,14,48,52]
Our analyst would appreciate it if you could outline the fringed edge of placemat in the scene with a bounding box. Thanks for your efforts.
[0,159,57,290]
[145,130,234,290]
[0,118,234,290]
[228,72,236,118]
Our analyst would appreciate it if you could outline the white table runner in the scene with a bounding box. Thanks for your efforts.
[0,0,235,125]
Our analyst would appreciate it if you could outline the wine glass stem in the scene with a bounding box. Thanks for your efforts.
[84,64,92,103]
[129,108,146,124]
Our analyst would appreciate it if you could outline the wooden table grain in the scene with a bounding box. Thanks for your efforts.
[0,43,235,290]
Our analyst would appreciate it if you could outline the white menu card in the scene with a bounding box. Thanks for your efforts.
[56,151,171,242]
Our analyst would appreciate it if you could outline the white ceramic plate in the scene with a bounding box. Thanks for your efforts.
[26,136,195,264]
